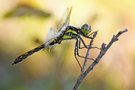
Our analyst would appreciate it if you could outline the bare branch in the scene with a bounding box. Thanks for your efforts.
[73,29,128,90]
[81,31,98,73]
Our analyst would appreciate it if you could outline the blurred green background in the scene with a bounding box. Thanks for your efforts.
[0,0,134,90]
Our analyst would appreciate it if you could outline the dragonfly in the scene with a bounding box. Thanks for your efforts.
[12,7,94,68]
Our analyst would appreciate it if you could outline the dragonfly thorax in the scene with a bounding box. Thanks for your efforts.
[81,24,91,36]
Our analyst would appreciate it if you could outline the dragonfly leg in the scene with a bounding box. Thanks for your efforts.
[88,31,96,36]
[61,36,82,68]
[77,32,100,50]
[75,38,94,61]
[77,35,98,50]
[77,35,88,48]
[78,39,88,49]
[82,31,98,39]
[74,39,82,69]
[79,44,100,50]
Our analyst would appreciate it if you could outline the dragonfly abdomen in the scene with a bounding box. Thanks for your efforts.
[12,44,45,65]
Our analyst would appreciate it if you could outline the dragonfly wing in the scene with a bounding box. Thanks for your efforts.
[45,27,57,42]
[57,7,72,32]
[44,7,72,47]
[44,27,57,47]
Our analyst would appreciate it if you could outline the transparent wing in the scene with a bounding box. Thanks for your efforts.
[45,27,57,42]
[57,7,72,32]
[45,7,72,43]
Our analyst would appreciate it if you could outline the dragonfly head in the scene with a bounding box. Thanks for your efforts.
[81,24,91,36]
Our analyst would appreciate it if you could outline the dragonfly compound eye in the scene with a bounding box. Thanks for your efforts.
[81,24,91,35]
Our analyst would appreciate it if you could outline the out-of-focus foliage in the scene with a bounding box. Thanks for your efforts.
[0,0,135,90]
[4,4,51,18]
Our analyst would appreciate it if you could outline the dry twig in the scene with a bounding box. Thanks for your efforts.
[73,29,128,90]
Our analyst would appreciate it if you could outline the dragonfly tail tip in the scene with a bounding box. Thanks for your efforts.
[12,61,17,65]
[12,62,15,65]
